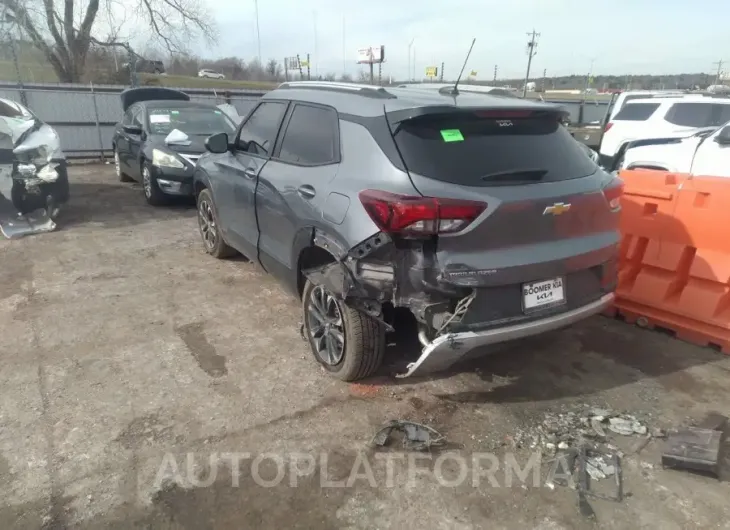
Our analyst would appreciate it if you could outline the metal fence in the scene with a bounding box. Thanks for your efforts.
[1,81,611,158]
[0,82,264,158]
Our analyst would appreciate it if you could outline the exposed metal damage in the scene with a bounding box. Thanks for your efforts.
[303,229,477,377]
[0,103,69,239]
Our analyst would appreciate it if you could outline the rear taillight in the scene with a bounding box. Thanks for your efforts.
[602,178,624,210]
[604,122,614,133]
[358,190,486,236]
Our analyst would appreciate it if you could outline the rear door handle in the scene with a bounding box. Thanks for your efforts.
[243,167,257,179]
[298,185,316,199]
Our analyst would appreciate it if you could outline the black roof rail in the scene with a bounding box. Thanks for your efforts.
[277,81,396,99]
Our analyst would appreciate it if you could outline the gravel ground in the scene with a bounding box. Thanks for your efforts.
[1,164,729,530]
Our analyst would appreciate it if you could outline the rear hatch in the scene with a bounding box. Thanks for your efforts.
[388,108,621,326]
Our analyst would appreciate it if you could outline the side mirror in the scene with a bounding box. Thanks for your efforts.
[714,126,730,145]
[123,125,143,136]
[205,132,229,154]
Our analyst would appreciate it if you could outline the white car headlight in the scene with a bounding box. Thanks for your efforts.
[152,149,185,169]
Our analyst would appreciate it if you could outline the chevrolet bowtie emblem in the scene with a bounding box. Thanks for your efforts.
[543,202,571,216]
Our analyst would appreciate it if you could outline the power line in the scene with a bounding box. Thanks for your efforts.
[522,29,539,97]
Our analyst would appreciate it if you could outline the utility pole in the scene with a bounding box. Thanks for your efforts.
[313,11,318,77]
[407,38,415,82]
[342,15,346,76]
[522,29,539,97]
[713,59,725,85]
[307,53,311,81]
[254,0,261,64]
[494,64,498,83]
[440,62,444,82]
[542,68,547,92]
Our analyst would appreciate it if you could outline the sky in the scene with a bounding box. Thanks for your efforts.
[196,0,727,81]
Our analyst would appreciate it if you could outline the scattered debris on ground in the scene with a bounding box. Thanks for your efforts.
[371,420,446,451]
[510,405,655,453]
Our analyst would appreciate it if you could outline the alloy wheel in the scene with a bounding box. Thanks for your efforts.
[198,198,217,250]
[142,167,152,198]
[306,285,345,366]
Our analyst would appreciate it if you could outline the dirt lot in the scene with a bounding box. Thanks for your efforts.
[1,164,729,529]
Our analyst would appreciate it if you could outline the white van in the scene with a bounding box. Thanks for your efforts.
[599,95,730,170]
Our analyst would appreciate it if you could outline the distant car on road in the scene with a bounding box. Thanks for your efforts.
[122,59,166,74]
[111,87,236,205]
[192,81,621,381]
[198,69,226,80]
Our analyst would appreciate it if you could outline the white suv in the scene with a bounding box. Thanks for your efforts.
[599,95,730,170]
[198,69,225,79]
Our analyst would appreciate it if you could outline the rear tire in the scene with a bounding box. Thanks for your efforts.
[302,279,385,381]
[197,188,236,258]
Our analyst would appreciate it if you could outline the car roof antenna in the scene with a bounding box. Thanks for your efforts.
[450,38,476,96]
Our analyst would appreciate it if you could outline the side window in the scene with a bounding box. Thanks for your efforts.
[236,102,288,156]
[122,106,136,125]
[277,105,338,165]
[613,103,660,121]
[664,103,714,127]
[711,104,730,127]
[132,109,143,127]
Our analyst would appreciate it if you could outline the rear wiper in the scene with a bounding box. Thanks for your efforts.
[480,169,548,183]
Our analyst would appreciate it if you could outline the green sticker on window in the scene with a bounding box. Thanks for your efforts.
[171,110,179,114]
[214,110,222,114]
[440,129,464,142]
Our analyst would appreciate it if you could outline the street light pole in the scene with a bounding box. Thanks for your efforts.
[254,0,261,64]
[407,38,415,82]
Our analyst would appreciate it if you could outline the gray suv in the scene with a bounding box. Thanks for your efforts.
[193,81,622,381]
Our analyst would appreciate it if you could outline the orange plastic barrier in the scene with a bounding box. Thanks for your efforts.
[609,169,730,353]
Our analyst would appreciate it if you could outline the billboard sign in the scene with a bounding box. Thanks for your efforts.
[425,66,438,78]
[286,57,299,70]
[356,46,385,64]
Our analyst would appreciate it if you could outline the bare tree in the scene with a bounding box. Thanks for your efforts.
[324,72,336,81]
[339,73,353,83]
[265,58,279,80]
[3,0,217,83]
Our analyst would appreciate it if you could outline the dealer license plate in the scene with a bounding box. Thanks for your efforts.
[522,277,565,311]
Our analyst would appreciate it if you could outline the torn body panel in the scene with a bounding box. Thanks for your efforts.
[303,227,616,378]
[0,115,69,239]
[303,229,474,349]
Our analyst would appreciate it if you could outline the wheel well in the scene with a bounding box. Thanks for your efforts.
[297,246,336,298]
[194,181,207,197]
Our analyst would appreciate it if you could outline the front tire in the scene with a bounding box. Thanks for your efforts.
[197,188,236,258]
[142,162,166,206]
[302,280,385,381]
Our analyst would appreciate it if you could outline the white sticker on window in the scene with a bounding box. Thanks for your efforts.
[150,114,171,124]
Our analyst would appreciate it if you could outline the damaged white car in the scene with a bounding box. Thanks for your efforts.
[0,97,69,239]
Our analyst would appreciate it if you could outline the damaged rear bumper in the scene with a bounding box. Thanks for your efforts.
[398,293,614,378]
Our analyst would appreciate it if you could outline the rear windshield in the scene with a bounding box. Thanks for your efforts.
[392,113,597,186]
[613,103,660,121]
